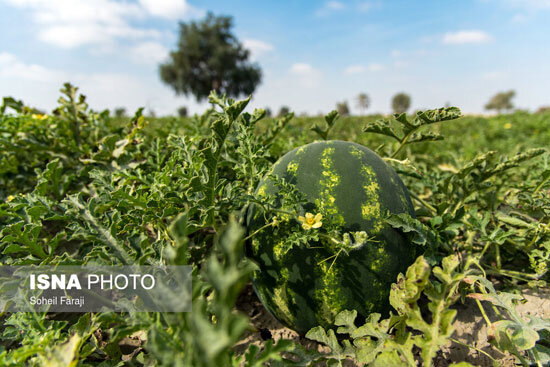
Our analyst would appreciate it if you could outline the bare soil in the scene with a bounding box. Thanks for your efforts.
[235,284,550,366]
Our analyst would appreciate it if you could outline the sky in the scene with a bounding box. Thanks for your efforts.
[0,0,549,116]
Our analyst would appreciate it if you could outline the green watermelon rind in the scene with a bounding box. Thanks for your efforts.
[246,140,416,334]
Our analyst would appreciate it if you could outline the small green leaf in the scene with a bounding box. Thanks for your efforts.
[324,110,339,126]
[373,350,407,367]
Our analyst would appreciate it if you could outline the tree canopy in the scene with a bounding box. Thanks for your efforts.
[278,106,290,117]
[485,90,515,113]
[177,106,188,117]
[160,13,262,101]
[356,93,370,114]
[391,93,411,114]
[336,101,350,116]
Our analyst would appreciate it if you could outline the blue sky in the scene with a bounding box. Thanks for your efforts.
[0,0,549,115]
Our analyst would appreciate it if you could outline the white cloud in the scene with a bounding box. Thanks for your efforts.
[391,49,401,57]
[344,65,366,75]
[344,63,385,75]
[78,73,142,92]
[393,60,407,69]
[138,0,197,19]
[290,63,314,74]
[289,63,321,88]
[511,13,528,23]
[0,58,207,116]
[357,1,381,12]
[507,0,550,9]
[74,73,146,109]
[368,63,385,71]
[2,0,196,48]
[243,39,274,60]
[316,1,346,16]
[502,0,550,23]
[10,0,143,24]
[68,73,205,115]
[0,52,63,82]
[528,0,550,7]
[326,1,345,10]
[443,30,493,44]
[130,42,169,65]
[40,24,160,49]
[482,71,507,80]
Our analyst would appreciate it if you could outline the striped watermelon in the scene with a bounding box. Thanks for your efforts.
[246,140,417,334]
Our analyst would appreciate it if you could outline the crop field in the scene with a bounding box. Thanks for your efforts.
[1,84,550,367]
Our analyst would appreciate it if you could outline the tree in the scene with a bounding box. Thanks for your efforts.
[336,101,350,116]
[392,93,411,114]
[485,90,515,113]
[160,13,262,101]
[264,107,272,117]
[114,107,126,118]
[278,106,290,117]
[177,106,188,117]
[356,93,370,115]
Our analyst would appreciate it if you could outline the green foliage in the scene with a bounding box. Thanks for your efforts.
[1,96,24,114]
[303,105,550,366]
[232,339,293,367]
[311,110,339,140]
[277,106,290,117]
[159,12,262,101]
[336,101,350,116]
[306,255,478,367]
[363,106,462,158]
[467,275,550,366]
[1,84,549,366]
[356,93,370,115]
[391,92,411,114]
[485,90,516,113]
[177,106,188,117]
[0,85,286,366]
[113,106,126,118]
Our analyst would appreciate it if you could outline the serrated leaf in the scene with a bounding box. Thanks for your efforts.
[492,320,539,351]
[408,131,444,143]
[324,110,339,126]
[334,309,357,335]
[386,213,438,248]
[373,350,406,367]
[225,95,251,120]
[363,120,401,141]
[306,327,342,354]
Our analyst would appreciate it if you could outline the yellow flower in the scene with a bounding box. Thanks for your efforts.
[31,114,48,120]
[7,195,15,202]
[504,123,512,129]
[298,212,322,230]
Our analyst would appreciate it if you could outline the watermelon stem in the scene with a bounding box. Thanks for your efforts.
[449,338,498,363]
[391,128,416,159]
[317,247,345,273]
[409,192,437,215]
[316,232,378,271]
[244,220,277,240]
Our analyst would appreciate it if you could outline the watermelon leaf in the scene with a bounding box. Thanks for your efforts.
[363,106,462,159]
[311,110,340,140]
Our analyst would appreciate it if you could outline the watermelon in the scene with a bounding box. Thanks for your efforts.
[246,140,417,334]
